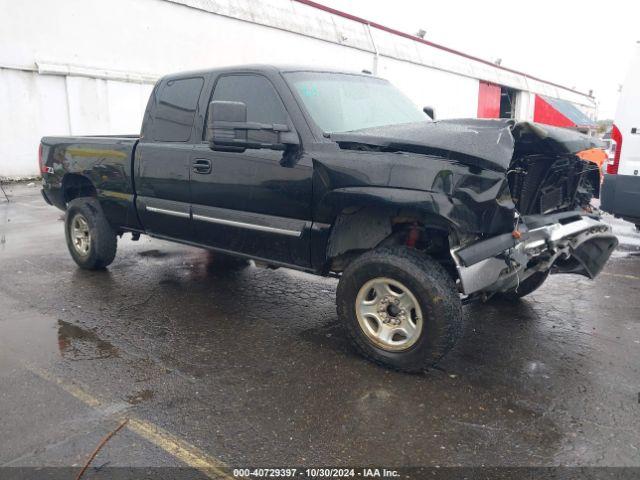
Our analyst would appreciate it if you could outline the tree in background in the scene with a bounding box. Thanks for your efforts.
[597,119,613,136]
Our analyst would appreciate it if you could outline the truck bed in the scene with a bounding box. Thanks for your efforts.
[40,134,141,230]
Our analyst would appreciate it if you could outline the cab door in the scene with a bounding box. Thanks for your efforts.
[190,73,313,267]
[135,76,205,240]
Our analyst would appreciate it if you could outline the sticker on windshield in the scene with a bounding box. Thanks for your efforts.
[299,84,319,98]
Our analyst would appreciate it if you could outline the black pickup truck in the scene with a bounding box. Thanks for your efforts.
[40,65,617,371]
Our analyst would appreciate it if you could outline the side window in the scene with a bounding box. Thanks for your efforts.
[153,77,204,142]
[209,75,288,129]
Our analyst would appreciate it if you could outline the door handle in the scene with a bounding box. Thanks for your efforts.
[192,159,212,174]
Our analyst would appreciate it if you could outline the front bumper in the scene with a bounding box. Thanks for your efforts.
[452,215,618,295]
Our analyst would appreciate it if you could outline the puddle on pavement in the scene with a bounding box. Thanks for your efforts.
[57,320,120,360]
[0,305,65,365]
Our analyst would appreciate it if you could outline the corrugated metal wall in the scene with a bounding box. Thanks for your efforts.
[0,0,596,177]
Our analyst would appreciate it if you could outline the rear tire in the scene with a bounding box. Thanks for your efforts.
[336,247,463,372]
[497,269,550,301]
[65,197,117,270]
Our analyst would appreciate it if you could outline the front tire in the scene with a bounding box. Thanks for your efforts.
[65,197,117,270]
[336,247,463,372]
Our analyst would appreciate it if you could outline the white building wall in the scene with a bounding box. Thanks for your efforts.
[0,70,69,177]
[0,0,596,177]
[378,57,479,119]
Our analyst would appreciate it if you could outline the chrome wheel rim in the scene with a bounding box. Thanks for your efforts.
[355,277,423,351]
[71,214,91,256]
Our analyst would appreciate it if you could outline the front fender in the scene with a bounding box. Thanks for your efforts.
[316,186,507,234]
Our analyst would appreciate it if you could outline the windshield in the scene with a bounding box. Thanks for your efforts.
[284,72,429,133]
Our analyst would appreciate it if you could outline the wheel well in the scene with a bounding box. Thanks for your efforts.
[383,221,452,257]
[327,207,454,273]
[62,174,97,204]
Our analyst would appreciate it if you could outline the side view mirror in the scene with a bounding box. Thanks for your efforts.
[207,101,299,152]
[423,106,436,120]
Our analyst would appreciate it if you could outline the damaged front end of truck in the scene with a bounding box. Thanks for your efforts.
[329,118,618,299]
[453,211,616,297]
[448,120,618,298]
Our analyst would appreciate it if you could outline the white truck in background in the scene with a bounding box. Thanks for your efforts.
[601,42,640,230]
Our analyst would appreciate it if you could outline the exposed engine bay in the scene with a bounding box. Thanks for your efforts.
[507,154,597,215]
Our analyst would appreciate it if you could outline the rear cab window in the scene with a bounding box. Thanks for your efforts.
[153,77,204,142]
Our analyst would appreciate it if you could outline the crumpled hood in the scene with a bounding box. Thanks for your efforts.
[330,119,601,172]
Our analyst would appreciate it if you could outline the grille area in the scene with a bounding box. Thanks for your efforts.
[508,155,586,215]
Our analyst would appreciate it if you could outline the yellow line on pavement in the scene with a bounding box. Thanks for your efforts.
[27,365,102,408]
[25,365,232,479]
[127,418,230,479]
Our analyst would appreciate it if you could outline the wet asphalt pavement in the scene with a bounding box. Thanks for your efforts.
[1,183,639,475]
